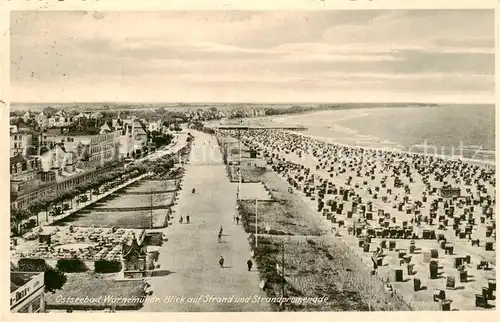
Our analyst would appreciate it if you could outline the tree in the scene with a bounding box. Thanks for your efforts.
[10,208,30,235]
[68,188,79,209]
[43,106,57,116]
[77,182,92,202]
[87,181,99,202]
[28,201,44,226]
[93,187,101,196]
[50,206,63,217]
[44,266,67,293]
[40,199,51,222]
[77,194,88,204]
[59,191,73,210]
[16,258,67,293]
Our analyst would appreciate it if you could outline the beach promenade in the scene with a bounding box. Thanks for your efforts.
[141,131,269,312]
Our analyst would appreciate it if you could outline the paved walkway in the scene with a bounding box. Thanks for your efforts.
[141,131,270,312]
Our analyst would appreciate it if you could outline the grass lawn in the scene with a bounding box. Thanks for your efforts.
[45,272,146,310]
[227,145,410,311]
[123,180,178,193]
[253,236,410,311]
[239,200,325,236]
[92,192,175,209]
[237,167,327,236]
[229,164,267,182]
[238,182,272,200]
[55,209,170,229]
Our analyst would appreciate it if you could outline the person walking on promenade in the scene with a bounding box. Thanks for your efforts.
[247,259,253,271]
[219,256,224,268]
[219,226,223,235]
[218,231,222,243]
[186,215,190,224]
[179,216,183,224]
[236,216,240,225]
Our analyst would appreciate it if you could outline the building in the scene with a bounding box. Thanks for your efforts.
[10,126,123,210]
[119,128,134,159]
[47,117,56,128]
[122,231,148,278]
[90,112,104,120]
[11,163,114,210]
[120,119,149,157]
[10,131,33,157]
[132,121,149,153]
[44,127,121,167]
[111,118,123,131]
[39,144,76,173]
[148,120,162,133]
[10,272,45,313]
[10,155,43,192]
[52,111,72,127]
[35,111,49,128]
[30,131,48,155]
[22,111,33,123]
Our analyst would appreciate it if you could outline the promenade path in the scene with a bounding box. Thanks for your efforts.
[141,131,270,312]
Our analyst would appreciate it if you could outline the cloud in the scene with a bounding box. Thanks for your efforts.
[10,10,495,103]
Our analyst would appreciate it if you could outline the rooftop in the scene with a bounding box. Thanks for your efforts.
[44,127,102,137]
[10,154,38,166]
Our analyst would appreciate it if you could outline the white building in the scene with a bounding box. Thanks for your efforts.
[10,131,33,157]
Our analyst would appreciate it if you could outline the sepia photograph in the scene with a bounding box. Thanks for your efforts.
[8,9,496,313]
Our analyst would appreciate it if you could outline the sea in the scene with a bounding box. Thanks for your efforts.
[273,104,496,164]
[11,102,496,164]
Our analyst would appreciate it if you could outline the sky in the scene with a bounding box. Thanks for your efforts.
[10,10,495,103]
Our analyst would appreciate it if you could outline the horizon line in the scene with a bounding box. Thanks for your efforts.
[9,101,495,105]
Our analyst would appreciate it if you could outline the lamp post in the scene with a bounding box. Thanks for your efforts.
[281,239,285,296]
[255,198,258,248]
[238,129,242,198]
[269,223,286,311]
[150,188,154,229]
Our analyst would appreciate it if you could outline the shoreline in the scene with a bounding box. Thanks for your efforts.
[288,130,495,167]
[233,111,496,167]
[210,108,495,167]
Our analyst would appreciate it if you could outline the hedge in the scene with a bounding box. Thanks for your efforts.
[94,260,122,273]
[55,258,89,273]
[18,258,48,272]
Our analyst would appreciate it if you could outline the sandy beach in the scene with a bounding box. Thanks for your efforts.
[214,124,496,311]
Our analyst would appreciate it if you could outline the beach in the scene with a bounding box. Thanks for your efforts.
[213,113,496,311]
[270,105,496,164]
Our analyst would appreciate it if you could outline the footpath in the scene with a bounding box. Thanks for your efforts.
[141,131,270,312]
